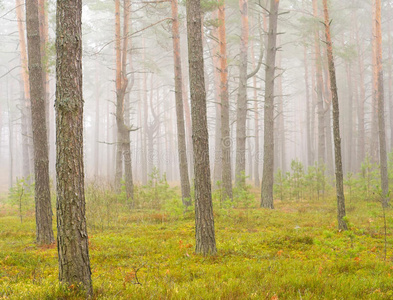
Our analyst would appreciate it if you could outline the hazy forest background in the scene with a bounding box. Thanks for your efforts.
[2,0,393,298]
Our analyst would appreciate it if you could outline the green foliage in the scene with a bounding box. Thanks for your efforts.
[8,177,34,223]
[135,167,179,210]
[2,193,393,299]
[274,160,328,202]
[232,173,256,209]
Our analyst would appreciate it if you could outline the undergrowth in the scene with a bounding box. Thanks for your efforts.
[1,185,393,299]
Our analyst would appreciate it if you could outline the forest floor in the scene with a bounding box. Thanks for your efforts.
[1,192,393,299]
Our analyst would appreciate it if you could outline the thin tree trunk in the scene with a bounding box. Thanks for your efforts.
[260,0,279,209]
[94,61,100,178]
[218,1,233,201]
[25,0,54,245]
[55,0,92,294]
[16,0,31,180]
[114,0,123,191]
[211,10,222,188]
[312,0,326,167]
[323,0,347,231]
[235,0,249,187]
[354,8,365,168]
[304,46,313,166]
[251,31,260,187]
[186,0,217,255]
[171,0,191,207]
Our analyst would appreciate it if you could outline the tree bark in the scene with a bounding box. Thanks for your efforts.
[323,0,347,231]
[218,1,233,201]
[260,0,279,209]
[171,0,191,207]
[55,0,92,295]
[25,0,54,245]
[186,0,217,255]
[235,0,249,187]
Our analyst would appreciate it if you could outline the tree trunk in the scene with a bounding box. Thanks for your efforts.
[186,0,217,255]
[114,0,123,191]
[16,0,31,180]
[55,0,92,295]
[25,0,54,245]
[354,7,365,169]
[312,0,326,167]
[235,0,249,187]
[171,0,191,207]
[323,0,347,231]
[211,10,222,188]
[303,46,313,167]
[251,33,260,187]
[94,61,100,178]
[260,0,279,209]
[370,0,379,162]
[218,2,233,201]
[374,0,389,207]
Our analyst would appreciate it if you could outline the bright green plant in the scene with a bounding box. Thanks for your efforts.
[8,177,34,223]
[136,167,178,210]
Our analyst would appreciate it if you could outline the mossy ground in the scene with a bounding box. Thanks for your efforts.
[1,191,393,299]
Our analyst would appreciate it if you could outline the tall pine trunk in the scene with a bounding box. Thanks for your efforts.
[323,0,347,231]
[218,1,233,201]
[260,0,279,209]
[25,0,54,245]
[374,0,389,207]
[235,0,249,187]
[186,0,217,255]
[55,0,92,294]
[171,0,191,207]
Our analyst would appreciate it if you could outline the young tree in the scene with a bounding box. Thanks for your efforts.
[260,0,279,209]
[323,0,347,230]
[186,0,217,255]
[171,0,191,207]
[55,0,92,294]
[25,0,54,245]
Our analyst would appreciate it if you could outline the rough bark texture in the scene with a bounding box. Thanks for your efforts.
[218,2,233,201]
[55,0,93,294]
[323,0,347,231]
[186,0,217,255]
[25,0,54,245]
[260,0,279,209]
[235,0,249,187]
[171,0,191,207]
[374,0,389,207]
